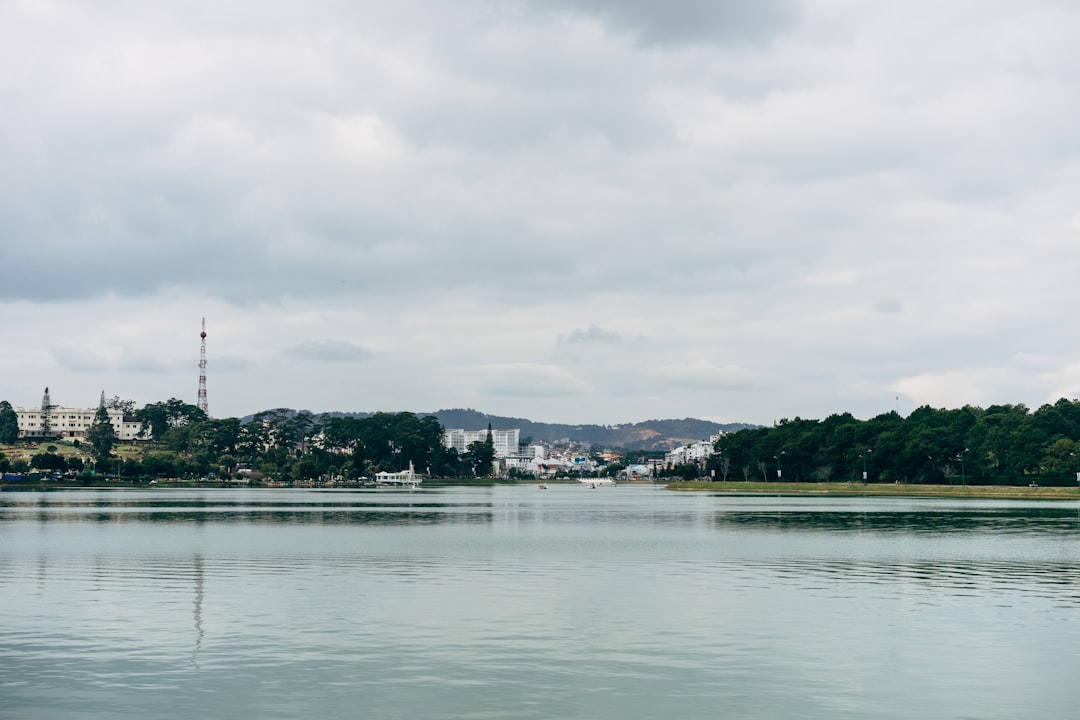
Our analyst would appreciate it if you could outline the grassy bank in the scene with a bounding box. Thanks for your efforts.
[665,480,1080,499]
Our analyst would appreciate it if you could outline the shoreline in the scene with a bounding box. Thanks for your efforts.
[6,479,1079,499]
[665,480,1080,499]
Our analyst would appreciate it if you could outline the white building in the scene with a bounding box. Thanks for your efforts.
[503,443,547,474]
[443,428,520,457]
[15,406,145,442]
[375,461,422,487]
[665,439,718,466]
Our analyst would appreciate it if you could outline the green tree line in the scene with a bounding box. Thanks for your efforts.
[1,399,499,482]
[140,404,490,482]
[705,399,1080,486]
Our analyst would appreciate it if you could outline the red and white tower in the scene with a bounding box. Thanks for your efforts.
[197,317,208,415]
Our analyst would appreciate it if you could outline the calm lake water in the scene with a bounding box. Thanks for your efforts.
[2,485,1078,719]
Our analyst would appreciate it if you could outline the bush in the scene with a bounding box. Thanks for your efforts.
[31,453,66,472]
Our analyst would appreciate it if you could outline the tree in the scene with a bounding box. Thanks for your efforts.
[190,417,242,455]
[105,396,137,414]
[1041,438,1078,478]
[604,462,626,478]
[121,458,141,479]
[672,462,701,480]
[31,451,66,472]
[467,424,497,476]
[141,453,177,478]
[0,400,18,444]
[135,402,170,440]
[218,454,238,477]
[87,406,116,460]
[135,399,207,440]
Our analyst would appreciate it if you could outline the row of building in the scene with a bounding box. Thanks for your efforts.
[13,405,144,442]
[442,427,723,478]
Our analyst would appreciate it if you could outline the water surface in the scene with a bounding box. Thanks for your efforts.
[2,486,1078,719]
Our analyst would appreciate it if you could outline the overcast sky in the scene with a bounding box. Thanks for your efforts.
[3,0,1080,426]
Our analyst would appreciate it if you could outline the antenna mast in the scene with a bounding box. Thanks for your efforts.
[197,318,208,415]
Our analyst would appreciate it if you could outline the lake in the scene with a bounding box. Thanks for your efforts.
[2,485,1078,719]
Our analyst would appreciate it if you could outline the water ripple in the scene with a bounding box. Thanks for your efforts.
[3,487,1079,720]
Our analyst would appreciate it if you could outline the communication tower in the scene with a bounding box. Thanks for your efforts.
[197,318,208,415]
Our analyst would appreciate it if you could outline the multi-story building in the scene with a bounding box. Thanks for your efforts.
[15,406,145,441]
[442,428,520,457]
[503,443,547,474]
[665,438,720,466]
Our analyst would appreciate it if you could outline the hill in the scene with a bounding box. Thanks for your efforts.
[244,407,756,450]
[428,409,752,450]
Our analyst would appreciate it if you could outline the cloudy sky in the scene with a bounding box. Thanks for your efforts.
[3,0,1080,426]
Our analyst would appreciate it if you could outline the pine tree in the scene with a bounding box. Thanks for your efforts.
[87,406,116,460]
[469,423,497,476]
[0,400,19,444]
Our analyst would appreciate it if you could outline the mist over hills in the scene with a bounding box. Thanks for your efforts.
[246,407,755,451]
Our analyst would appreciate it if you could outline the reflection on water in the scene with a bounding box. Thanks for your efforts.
[2,486,1079,720]
[5,488,1077,534]
[0,490,496,525]
[711,505,1080,535]
[190,554,204,672]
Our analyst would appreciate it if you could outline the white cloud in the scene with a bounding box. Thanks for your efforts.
[283,340,371,363]
[893,370,997,410]
[2,1,1080,425]
[559,324,622,345]
[875,299,903,314]
[652,358,753,391]
[50,344,113,374]
[450,363,590,399]
[536,0,801,47]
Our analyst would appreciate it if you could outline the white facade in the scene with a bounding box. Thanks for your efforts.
[15,406,145,441]
[375,461,422,487]
[665,440,717,466]
[503,444,547,474]
[443,428,520,457]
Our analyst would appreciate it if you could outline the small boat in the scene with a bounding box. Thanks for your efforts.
[538,484,547,489]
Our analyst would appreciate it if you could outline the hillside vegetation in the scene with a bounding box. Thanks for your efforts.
[703,399,1080,487]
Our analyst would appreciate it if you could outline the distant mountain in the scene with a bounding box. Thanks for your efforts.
[427,409,752,450]
[244,407,756,450]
